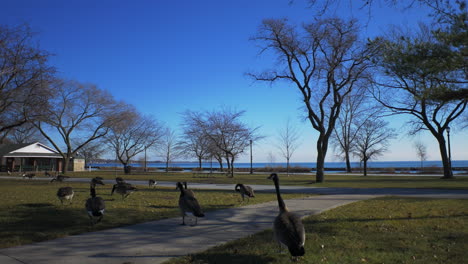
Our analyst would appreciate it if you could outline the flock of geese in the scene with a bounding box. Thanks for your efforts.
[52,172,305,259]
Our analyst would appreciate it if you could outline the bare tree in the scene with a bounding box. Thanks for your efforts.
[2,122,44,144]
[34,79,124,173]
[157,127,180,172]
[414,141,428,171]
[331,85,383,172]
[180,112,212,169]
[276,119,301,176]
[353,119,396,176]
[250,17,378,182]
[78,140,106,170]
[267,151,277,166]
[0,24,54,137]
[105,109,165,174]
[184,108,262,177]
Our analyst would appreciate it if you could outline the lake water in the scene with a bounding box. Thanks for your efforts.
[90,160,468,170]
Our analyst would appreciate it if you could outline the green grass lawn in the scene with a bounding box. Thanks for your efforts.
[19,170,468,189]
[165,197,468,264]
[0,179,306,249]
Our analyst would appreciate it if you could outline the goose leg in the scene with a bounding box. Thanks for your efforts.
[181,215,186,225]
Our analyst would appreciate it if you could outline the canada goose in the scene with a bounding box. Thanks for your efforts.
[85,186,105,225]
[44,171,51,177]
[111,183,137,199]
[183,181,195,196]
[234,183,255,202]
[176,182,204,225]
[115,177,125,184]
[57,186,74,205]
[148,179,157,188]
[50,175,69,182]
[91,177,105,187]
[22,173,35,179]
[267,173,305,259]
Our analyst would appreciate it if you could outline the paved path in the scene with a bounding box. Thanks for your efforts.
[0,177,467,264]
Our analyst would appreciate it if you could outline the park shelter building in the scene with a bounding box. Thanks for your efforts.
[0,142,85,172]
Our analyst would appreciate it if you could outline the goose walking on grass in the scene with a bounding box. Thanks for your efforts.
[115,177,125,184]
[148,179,157,188]
[176,182,204,225]
[91,177,105,187]
[57,187,74,205]
[268,173,305,259]
[50,175,69,182]
[22,173,35,179]
[111,182,137,199]
[85,185,105,225]
[235,183,255,202]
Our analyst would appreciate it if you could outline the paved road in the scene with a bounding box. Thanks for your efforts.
[0,177,467,264]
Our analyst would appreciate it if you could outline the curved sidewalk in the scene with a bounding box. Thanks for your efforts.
[0,177,467,264]
[0,194,375,264]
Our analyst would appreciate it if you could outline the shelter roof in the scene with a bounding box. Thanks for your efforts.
[0,142,62,158]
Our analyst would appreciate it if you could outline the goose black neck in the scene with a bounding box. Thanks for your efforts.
[273,176,286,211]
[90,186,96,198]
[177,182,185,195]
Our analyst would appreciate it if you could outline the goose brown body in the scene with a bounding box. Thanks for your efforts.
[268,173,305,258]
[85,187,105,225]
[176,182,204,225]
[234,183,255,201]
[57,186,74,204]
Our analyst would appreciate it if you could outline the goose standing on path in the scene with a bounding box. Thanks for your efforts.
[234,183,255,202]
[57,187,74,205]
[176,182,204,225]
[267,173,305,259]
[85,184,106,225]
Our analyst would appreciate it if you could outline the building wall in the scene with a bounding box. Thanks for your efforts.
[72,158,85,172]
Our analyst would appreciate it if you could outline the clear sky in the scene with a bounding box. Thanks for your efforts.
[1,0,466,163]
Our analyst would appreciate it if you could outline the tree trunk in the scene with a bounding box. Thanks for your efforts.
[363,157,368,176]
[316,150,325,183]
[230,156,235,178]
[123,163,130,174]
[198,157,202,169]
[62,157,70,174]
[436,134,453,179]
[345,151,352,173]
[315,134,329,183]
[286,157,290,177]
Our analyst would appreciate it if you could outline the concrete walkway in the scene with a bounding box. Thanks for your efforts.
[0,177,467,264]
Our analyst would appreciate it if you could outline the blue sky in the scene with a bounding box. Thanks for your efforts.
[1,0,466,162]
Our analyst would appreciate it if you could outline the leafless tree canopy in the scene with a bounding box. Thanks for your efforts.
[0,24,54,138]
[331,84,383,172]
[353,119,396,176]
[183,108,262,177]
[180,111,213,169]
[33,79,125,173]
[3,123,44,144]
[105,108,165,174]
[157,127,180,172]
[413,141,428,169]
[276,118,301,176]
[250,17,377,182]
